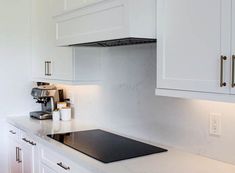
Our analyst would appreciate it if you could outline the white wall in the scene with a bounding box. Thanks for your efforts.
[0,0,36,172]
[59,44,235,165]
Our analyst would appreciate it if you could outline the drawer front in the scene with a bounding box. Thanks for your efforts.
[40,147,91,173]
[8,124,21,141]
[40,163,57,173]
[20,131,38,147]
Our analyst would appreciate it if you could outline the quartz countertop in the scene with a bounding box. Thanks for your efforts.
[7,116,235,173]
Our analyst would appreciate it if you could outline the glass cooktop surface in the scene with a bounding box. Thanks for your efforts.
[47,129,167,163]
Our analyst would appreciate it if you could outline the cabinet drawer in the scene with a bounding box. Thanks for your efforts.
[40,147,91,173]
[8,124,21,141]
[20,131,37,147]
[40,163,57,173]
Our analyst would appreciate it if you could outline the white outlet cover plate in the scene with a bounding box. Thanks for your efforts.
[209,113,221,136]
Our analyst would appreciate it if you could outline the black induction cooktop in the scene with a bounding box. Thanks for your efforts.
[47,129,167,163]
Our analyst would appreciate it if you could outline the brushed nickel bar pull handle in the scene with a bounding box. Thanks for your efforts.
[45,61,48,76]
[16,147,18,162]
[232,55,235,88]
[220,55,227,87]
[29,141,36,146]
[22,138,30,143]
[18,148,22,163]
[47,61,50,76]
[48,61,52,76]
[57,162,70,170]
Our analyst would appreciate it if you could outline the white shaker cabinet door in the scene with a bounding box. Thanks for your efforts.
[32,0,74,81]
[21,144,35,173]
[49,0,74,81]
[31,0,53,80]
[9,139,22,173]
[156,0,231,94]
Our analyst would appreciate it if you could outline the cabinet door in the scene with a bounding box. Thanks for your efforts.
[49,0,74,81]
[21,144,34,173]
[9,139,21,173]
[40,163,57,173]
[156,0,231,94]
[31,0,53,80]
[32,0,73,81]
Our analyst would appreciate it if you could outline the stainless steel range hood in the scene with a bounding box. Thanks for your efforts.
[70,38,157,47]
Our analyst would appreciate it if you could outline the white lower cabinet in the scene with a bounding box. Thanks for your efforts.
[8,125,38,173]
[8,124,92,173]
[39,146,92,173]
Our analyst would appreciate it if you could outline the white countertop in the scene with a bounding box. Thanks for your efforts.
[7,116,235,173]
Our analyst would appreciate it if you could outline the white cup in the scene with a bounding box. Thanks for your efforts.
[52,110,60,121]
[60,107,72,121]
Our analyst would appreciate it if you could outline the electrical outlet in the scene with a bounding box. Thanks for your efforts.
[209,113,221,136]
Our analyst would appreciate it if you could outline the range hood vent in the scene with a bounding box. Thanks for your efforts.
[70,38,156,47]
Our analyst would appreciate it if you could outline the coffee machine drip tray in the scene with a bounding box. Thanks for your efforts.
[30,111,52,120]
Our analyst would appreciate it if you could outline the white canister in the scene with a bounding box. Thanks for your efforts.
[52,110,60,121]
[60,107,72,121]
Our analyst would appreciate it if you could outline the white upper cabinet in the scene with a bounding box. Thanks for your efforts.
[156,0,235,102]
[32,0,101,84]
[53,0,156,46]
[32,0,73,81]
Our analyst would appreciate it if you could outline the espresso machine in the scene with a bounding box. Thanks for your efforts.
[30,84,60,120]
